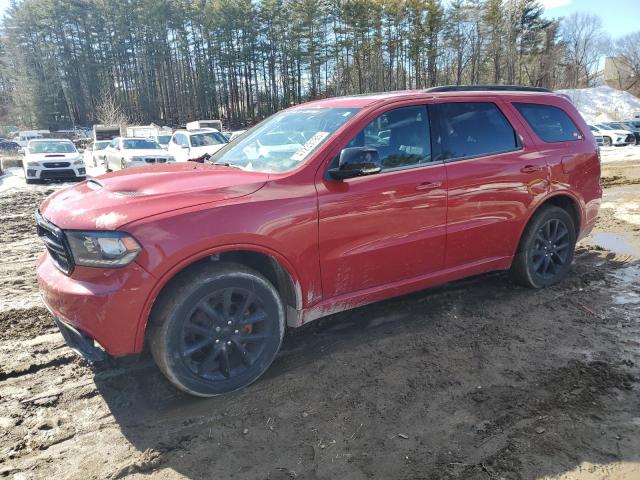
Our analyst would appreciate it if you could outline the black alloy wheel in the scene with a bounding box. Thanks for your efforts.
[180,287,271,380]
[528,218,571,280]
[149,262,285,397]
[510,205,576,288]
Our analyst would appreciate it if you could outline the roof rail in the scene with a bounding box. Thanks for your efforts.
[425,85,552,93]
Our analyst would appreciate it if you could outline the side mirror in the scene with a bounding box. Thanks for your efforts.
[328,147,381,180]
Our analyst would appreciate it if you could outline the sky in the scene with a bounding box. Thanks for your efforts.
[540,0,639,38]
[0,0,638,40]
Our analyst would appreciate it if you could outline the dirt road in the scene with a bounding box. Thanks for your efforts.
[1,154,639,479]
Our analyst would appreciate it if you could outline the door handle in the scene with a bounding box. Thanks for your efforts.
[520,165,544,173]
[416,181,442,191]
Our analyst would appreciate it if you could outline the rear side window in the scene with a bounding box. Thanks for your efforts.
[433,102,520,161]
[514,103,581,143]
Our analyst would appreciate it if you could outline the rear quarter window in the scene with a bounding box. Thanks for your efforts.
[514,103,582,143]
[433,102,521,161]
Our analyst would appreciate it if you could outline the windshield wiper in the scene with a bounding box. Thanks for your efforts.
[211,161,244,170]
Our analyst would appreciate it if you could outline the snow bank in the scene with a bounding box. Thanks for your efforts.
[600,145,640,164]
[556,86,640,123]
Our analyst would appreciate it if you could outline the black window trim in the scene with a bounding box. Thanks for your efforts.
[431,100,524,164]
[513,101,584,144]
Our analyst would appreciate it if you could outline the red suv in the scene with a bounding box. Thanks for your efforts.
[36,86,601,396]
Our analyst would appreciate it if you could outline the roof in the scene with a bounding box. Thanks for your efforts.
[291,86,564,110]
[175,128,221,135]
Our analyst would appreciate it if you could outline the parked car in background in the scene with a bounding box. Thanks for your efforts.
[101,137,175,171]
[35,86,601,397]
[588,124,634,146]
[168,129,229,162]
[154,133,173,149]
[16,130,50,148]
[227,130,247,142]
[0,140,21,154]
[608,121,640,144]
[83,140,111,166]
[23,139,85,184]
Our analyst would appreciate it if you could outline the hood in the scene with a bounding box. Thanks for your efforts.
[123,148,172,158]
[39,162,269,230]
[26,152,81,161]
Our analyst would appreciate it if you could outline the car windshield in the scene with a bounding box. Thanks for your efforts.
[123,139,161,150]
[94,141,110,150]
[597,124,614,130]
[28,141,76,154]
[209,107,360,173]
[608,123,625,129]
[157,135,172,145]
[189,132,227,147]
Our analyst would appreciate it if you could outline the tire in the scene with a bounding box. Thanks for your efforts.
[603,136,612,147]
[148,262,285,397]
[104,158,111,172]
[510,205,576,288]
[120,158,126,170]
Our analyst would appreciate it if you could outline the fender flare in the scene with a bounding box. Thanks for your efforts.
[132,243,303,352]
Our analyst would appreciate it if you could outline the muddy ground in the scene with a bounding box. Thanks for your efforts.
[0,155,639,480]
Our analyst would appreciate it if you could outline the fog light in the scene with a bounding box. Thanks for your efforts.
[27,169,37,177]
[78,168,86,175]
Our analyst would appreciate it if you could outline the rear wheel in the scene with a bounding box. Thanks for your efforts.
[148,262,285,397]
[120,158,126,170]
[603,136,612,147]
[510,206,576,288]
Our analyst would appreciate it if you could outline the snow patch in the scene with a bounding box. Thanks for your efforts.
[556,86,640,123]
[601,201,640,226]
[610,265,640,306]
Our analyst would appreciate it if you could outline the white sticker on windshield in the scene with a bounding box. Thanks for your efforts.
[291,131,329,161]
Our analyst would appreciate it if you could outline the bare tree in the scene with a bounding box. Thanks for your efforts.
[560,12,609,88]
[615,31,640,94]
[95,89,131,126]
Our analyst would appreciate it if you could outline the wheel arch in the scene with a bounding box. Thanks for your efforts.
[133,244,303,352]
[512,192,583,257]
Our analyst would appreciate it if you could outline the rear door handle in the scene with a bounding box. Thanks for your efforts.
[416,181,442,191]
[520,165,544,173]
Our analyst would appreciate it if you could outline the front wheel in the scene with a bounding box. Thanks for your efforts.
[148,262,285,397]
[603,136,612,147]
[510,206,576,288]
[120,158,126,170]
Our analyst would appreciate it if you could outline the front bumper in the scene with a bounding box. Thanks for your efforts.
[37,252,156,356]
[26,165,86,180]
[54,317,108,362]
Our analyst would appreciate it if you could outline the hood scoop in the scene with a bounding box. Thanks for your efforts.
[86,179,103,191]
[44,154,66,157]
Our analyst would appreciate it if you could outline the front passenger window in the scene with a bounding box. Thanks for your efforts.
[346,105,432,170]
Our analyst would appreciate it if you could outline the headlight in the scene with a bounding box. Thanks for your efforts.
[66,231,141,267]
[167,156,175,162]
[27,161,40,167]
[130,156,145,162]
[73,159,84,166]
